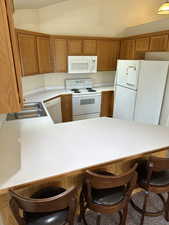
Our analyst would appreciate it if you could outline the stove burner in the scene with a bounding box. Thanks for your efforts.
[71,88,80,93]
[86,88,96,92]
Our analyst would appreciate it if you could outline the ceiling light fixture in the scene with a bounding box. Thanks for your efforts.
[158,0,169,14]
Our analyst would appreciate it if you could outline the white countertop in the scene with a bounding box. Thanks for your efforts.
[1,117,169,191]
[24,85,115,102]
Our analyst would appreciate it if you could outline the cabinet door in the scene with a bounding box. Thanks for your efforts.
[120,39,136,59]
[149,35,168,51]
[52,39,67,72]
[68,40,82,55]
[61,94,72,122]
[83,40,97,55]
[100,91,114,117]
[135,37,150,51]
[17,33,39,76]
[0,0,22,113]
[37,36,53,74]
[97,40,120,71]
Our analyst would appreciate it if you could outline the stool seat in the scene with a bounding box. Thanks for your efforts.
[92,186,125,206]
[26,209,68,225]
[141,170,169,187]
[24,187,68,225]
[9,186,77,225]
[79,165,137,225]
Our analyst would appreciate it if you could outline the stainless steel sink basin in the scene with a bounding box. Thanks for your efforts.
[7,102,47,121]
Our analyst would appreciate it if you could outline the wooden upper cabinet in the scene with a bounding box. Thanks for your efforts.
[0,0,22,113]
[17,33,39,76]
[100,91,114,117]
[52,39,67,72]
[37,36,53,74]
[135,37,150,52]
[68,40,82,55]
[83,40,97,55]
[120,39,136,59]
[97,40,120,71]
[149,35,168,51]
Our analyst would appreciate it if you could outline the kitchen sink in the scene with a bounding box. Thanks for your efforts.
[7,102,47,121]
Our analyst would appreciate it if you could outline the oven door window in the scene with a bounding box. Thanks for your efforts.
[80,98,95,105]
[72,95,101,116]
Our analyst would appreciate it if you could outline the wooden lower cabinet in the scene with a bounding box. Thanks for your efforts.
[61,94,72,122]
[100,91,114,117]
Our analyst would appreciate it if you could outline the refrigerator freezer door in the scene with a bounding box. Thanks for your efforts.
[134,60,169,125]
[113,85,137,120]
[116,60,140,90]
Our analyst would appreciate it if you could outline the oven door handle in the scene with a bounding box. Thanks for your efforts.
[72,93,101,98]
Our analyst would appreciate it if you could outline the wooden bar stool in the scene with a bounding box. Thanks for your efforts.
[130,156,169,225]
[9,186,77,225]
[79,164,137,225]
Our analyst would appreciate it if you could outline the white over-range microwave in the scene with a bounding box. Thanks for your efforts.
[68,56,97,74]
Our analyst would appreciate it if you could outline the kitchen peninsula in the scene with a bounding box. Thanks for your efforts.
[0,117,169,225]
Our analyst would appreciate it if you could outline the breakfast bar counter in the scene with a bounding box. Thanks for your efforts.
[0,117,169,225]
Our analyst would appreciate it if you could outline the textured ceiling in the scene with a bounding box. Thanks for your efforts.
[14,0,69,9]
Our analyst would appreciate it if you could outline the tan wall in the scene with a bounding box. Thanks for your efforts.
[14,9,40,31]
[123,18,169,37]
[14,0,169,37]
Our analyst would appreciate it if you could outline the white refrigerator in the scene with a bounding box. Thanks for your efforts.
[113,60,169,125]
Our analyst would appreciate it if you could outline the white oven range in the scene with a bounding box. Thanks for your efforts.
[65,79,101,121]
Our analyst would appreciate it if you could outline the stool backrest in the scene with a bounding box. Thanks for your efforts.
[149,156,169,172]
[9,186,76,213]
[86,164,137,189]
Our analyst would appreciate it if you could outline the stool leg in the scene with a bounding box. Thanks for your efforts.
[165,192,169,221]
[79,192,88,225]
[121,204,128,225]
[96,213,101,225]
[140,191,149,225]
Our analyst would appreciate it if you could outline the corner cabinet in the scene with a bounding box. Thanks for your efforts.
[0,0,22,113]
[97,40,120,71]
[120,39,136,59]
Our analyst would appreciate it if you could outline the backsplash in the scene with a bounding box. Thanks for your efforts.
[22,71,116,94]
[0,114,6,128]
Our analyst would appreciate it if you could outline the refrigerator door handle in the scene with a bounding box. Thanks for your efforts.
[126,83,135,87]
